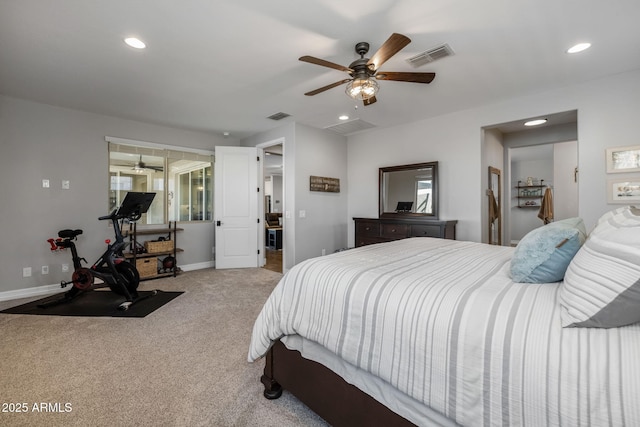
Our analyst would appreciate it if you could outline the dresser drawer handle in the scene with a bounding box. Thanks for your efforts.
[391,228,396,232]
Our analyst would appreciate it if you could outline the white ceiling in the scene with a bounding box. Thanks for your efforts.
[1,0,639,140]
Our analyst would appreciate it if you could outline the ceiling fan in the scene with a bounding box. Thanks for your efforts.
[115,155,164,172]
[131,155,163,172]
[299,33,435,106]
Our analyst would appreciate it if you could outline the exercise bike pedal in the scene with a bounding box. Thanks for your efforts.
[118,301,133,311]
[117,290,159,311]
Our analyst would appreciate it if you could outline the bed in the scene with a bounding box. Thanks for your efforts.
[248,210,640,426]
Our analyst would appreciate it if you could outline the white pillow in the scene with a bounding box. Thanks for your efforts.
[560,206,640,328]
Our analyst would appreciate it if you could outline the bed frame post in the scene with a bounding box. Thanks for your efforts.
[260,346,283,399]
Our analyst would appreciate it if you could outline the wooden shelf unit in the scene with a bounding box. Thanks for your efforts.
[516,180,545,208]
[125,221,183,280]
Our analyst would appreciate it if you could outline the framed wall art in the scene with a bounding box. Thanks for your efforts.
[606,145,640,173]
[310,176,340,193]
[607,178,640,204]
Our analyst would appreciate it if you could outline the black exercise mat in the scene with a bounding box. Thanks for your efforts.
[1,290,183,318]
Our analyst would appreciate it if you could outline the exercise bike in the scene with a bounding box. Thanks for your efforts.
[42,192,157,311]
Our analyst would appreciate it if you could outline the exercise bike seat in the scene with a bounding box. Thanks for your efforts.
[58,229,83,239]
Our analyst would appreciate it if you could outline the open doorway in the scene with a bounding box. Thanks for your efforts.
[262,143,283,273]
[481,110,578,245]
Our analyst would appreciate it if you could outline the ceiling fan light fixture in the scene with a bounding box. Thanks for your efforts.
[346,78,379,101]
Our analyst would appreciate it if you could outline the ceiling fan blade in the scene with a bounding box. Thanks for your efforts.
[363,96,377,106]
[304,79,352,96]
[299,56,353,73]
[367,33,411,70]
[376,71,436,84]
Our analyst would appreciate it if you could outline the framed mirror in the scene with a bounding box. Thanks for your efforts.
[379,161,438,218]
[488,166,502,245]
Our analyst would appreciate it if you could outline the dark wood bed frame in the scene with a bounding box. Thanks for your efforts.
[261,340,416,426]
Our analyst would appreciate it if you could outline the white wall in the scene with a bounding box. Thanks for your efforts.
[293,125,349,261]
[0,95,236,295]
[271,175,283,213]
[347,69,640,246]
[554,141,579,220]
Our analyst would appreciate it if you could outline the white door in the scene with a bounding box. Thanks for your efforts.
[553,140,579,220]
[214,146,259,269]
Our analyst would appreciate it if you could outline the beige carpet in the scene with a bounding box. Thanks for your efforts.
[0,268,328,427]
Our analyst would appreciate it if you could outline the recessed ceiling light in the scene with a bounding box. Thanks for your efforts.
[567,42,591,54]
[124,37,146,49]
[339,115,349,121]
[524,119,548,127]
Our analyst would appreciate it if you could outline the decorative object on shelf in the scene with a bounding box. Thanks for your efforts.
[310,176,340,193]
[607,179,640,203]
[606,145,640,173]
[127,221,183,280]
[516,180,545,208]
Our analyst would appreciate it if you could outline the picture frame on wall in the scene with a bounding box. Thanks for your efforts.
[606,145,640,173]
[607,178,640,204]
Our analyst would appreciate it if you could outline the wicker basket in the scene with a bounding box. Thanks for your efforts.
[144,239,173,254]
[135,258,157,278]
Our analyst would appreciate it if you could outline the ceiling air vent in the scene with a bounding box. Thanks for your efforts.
[406,43,454,68]
[267,112,291,121]
[325,119,376,135]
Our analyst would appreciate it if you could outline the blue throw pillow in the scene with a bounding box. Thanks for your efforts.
[510,217,587,283]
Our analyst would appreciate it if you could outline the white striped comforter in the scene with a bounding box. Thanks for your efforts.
[248,238,640,426]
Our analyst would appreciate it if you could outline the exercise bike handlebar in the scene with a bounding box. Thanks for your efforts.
[98,208,142,222]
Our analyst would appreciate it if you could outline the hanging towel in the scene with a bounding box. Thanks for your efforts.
[488,189,499,223]
[538,187,554,224]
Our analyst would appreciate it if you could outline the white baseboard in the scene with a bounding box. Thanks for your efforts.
[180,261,214,271]
[0,261,215,302]
[0,284,62,302]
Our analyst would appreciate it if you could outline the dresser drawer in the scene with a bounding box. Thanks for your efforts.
[409,224,442,238]
[381,223,408,238]
[356,221,380,238]
[353,218,457,247]
[356,236,384,247]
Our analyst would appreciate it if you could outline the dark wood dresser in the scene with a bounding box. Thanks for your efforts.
[354,217,457,247]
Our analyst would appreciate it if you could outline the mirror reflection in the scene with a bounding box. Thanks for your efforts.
[379,162,438,218]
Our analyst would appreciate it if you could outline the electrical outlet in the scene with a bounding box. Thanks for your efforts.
[41,265,49,275]
[42,179,50,188]
[23,267,32,277]
[62,264,69,272]
[62,180,70,189]
[322,249,326,256]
